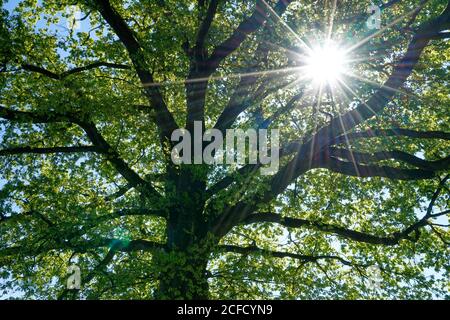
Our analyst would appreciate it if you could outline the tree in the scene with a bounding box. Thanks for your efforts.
[0,0,449,299]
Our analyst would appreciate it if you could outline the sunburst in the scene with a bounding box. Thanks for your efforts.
[303,41,348,85]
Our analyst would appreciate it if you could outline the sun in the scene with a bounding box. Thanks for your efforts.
[304,41,348,85]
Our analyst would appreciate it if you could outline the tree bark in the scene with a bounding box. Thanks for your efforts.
[155,166,210,299]
[155,247,210,300]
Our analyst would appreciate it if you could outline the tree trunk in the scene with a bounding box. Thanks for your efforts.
[154,212,210,299]
[155,248,210,299]
[156,165,210,299]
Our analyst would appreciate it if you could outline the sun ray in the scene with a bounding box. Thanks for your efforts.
[336,78,380,122]
[344,6,425,54]
[328,88,362,177]
[141,65,303,88]
[343,71,416,98]
[307,82,325,169]
[260,0,313,54]
[257,39,312,63]
[327,0,338,41]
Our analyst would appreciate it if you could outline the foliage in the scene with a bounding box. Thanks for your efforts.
[0,0,449,299]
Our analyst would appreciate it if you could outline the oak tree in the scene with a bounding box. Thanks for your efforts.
[0,0,449,299]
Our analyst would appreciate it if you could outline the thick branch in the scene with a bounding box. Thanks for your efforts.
[239,176,450,247]
[104,183,133,201]
[213,71,267,133]
[258,90,305,129]
[209,1,295,133]
[316,156,436,180]
[0,105,75,123]
[215,74,296,135]
[195,0,221,50]
[331,128,450,145]
[0,238,165,261]
[243,210,442,246]
[206,0,293,73]
[94,0,178,143]
[328,148,450,171]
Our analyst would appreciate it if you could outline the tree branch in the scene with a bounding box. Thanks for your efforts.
[214,70,296,133]
[104,183,133,201]
[0,105,76,123]
[93,0,178,143]
[0,105,159,199]
[331,128,450,145]
[0,145,101,156]
[258,90,305,129]
[315,156,436,180]
[21,61,131,80]
[239,176,450,247]
[0,238,165,261]
[58,247,117,300]
[218,244,353,266]
[242,209,439,246]
[195,0,221,51]
[327,148,450,171]
[62,61,131,77]
[206,0,293,73]
[78,121,160,199]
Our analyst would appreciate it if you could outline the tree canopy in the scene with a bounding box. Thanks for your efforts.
[0,0,449,299]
